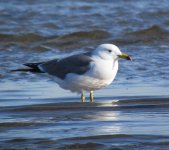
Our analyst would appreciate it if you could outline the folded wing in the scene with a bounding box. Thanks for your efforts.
[40,53,93,79]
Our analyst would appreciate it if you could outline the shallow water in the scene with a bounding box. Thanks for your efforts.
[0,0,169,149]
[1,98,169,149]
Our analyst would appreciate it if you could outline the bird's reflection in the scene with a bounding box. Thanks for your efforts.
[86,100,122,133]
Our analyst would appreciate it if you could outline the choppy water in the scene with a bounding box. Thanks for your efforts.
[0,0,169,149]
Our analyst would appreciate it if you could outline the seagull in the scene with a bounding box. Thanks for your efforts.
[12,44,132,102]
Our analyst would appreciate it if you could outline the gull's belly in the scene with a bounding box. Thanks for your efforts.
[63,74,114,92]
[47,71,115,93]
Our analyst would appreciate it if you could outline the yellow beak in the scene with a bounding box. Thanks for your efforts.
[118,53,132,61]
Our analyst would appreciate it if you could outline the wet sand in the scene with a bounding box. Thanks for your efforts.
[1,97,169,150]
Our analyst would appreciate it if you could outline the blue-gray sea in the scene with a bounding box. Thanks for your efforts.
[0,0,169,149]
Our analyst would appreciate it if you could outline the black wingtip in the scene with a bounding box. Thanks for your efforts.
[10,68,34,72]
[11,62,44,73]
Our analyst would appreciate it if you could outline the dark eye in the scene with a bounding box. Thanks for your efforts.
[108,50,112,53]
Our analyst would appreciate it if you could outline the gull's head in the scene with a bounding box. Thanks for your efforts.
[93,44,132,61]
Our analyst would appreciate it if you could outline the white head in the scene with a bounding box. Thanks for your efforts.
[93,44,132,61]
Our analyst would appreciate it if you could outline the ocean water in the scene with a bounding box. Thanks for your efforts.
[0,0,169,149]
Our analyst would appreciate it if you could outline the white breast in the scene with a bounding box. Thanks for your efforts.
[88,56,118,80]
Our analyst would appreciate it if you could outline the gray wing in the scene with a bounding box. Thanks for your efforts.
[40,52,93,79]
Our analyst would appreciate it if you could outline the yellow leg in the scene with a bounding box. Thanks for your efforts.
[90,91,94,102]
[81,91,85,102]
